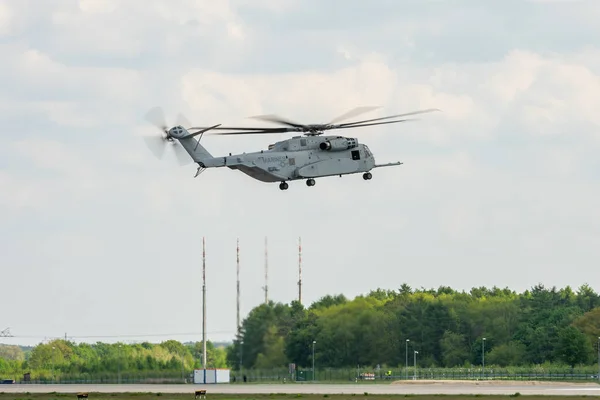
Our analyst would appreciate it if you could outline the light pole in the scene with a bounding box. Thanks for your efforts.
[312,340,316,382]
[405,339,409,380]
[118,345,122,384]
[413,350,418,380]
[181,351,185,383]
[482,338,486,379]
[51,346,55,383]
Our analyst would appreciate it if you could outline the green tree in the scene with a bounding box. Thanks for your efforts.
[309,294,348,310]
[254,325,287,368]
[555,326,592,367]
[0,345,25,361]
[486,341,526,367]
[160,340,188,356]
[572,307,600,346]
[440,330,469,367]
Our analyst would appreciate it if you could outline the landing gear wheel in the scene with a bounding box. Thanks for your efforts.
[279,182,289,190]
[363,172,372,180]
[306,178,315,187]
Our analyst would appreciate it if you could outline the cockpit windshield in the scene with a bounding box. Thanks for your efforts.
[364,145,372,158]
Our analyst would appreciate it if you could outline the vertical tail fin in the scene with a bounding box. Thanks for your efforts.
[169,125,219,164]
[142,107,220,169]
[177,133,214,163]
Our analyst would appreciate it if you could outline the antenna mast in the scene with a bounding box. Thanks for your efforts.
[236,238,240,330]
[0,328,12,337]
[237,238,243,370]
[263,237,268,304]
[298,236,302,304]
[202,237,207,368]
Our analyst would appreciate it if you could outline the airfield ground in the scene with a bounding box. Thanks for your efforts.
[1,381,600,398]
[1,393,600,400]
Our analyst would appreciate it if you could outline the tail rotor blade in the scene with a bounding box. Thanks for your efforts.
[176,113,192,129]
[143,134,167,160]
[172,142,192,166]
[145,106,168,131]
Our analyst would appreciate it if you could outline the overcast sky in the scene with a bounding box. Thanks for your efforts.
[1,0,600,347]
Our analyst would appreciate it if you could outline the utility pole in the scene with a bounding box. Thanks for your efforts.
[202,237,207,369]
[405,339,409,380]
[263,236,268,304]
[237,238,242,370]
[236,238,240,329]
[298,236,302,304]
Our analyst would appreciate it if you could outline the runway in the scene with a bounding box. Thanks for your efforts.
[1,382,600,396]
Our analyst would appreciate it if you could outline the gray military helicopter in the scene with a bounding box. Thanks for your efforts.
[142,106,439,190]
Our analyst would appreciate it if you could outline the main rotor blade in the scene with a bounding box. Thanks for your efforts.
[182,124,223,139]
[335,108,440,127]
[248,114,306,128]
[328,106,381,124]
[332,119,413,129]
[210,119,416,134]
[186,107,439,136]
[207,129,291,136]
[190,126,295,132]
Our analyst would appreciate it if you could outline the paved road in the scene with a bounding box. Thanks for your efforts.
[1,383,599,396]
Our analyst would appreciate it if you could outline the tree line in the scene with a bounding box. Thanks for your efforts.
[0,339,227,381]
[2,283,600,381]
[225,283,600,370]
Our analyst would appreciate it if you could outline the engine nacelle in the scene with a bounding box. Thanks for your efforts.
[319,137,357,151]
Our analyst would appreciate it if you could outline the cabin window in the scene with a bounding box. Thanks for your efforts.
[351,150,360,160]
[300,139,307,146]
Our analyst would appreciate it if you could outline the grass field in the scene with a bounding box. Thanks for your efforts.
[1,393,600,400]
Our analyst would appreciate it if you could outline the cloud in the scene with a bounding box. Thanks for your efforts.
[0,1,12,36]
[1,0,600,345]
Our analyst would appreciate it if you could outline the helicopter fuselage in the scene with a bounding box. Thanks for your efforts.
[204,135,376,183]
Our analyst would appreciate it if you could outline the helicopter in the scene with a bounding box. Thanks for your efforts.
[142,106,439,190]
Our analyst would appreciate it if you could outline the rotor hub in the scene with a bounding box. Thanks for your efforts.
[305,130,324,136]
[168,125,187,139]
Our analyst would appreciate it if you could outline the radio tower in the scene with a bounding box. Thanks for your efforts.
[202,237,207,369]
[236,238,243,370]
[298,236,302,305]
[263,237,269,304]
[236,238,240,330]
